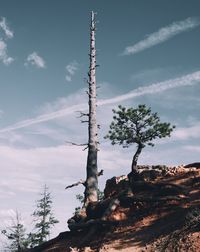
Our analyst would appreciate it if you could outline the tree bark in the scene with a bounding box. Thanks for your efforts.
[131,143,143,173]
[84,11,99,207]
[65,170,103,190]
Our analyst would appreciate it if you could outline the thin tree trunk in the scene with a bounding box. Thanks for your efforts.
[16,212,22,252]
[131,144,143,173]
[84,11,98,207]
[40,186,47,244]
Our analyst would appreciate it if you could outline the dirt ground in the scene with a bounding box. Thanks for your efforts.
[29,168,200,252]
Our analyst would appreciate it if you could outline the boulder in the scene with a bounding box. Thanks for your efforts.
[104,175,129,198]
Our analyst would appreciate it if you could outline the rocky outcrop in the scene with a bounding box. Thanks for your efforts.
[104,175,129,198]
[29,164,200,252]
[184,162,200,168]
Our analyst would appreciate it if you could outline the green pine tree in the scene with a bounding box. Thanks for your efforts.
[1,211,29,252]
[30,185,59,246]
[105,104,175,173]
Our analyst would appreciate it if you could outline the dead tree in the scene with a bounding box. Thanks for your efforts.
[65,170,103,190]
[83,11,99,207]
[65,12,99,207]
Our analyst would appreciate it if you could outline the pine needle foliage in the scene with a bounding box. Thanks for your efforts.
[30,185,59,246]
[1,211,29,252]
[105,104,175,172]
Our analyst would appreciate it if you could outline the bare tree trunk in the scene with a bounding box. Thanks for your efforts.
[16,212,22,252]
[84,11,99,207]
[131,143,143,173]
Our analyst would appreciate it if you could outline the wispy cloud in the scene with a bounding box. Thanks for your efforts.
[0,40,14,65]
[122,17,200,56]
[98,70,200,106]
[0,103,87,133]
[173,123,200,140]
[183,145,200,152]
[0,109,4,118]
[0,17,14,39]
[25,52,46,68]
[0,209,15,218]
[0,17,14,65]
[0,70,199,133]
[0,144,85,195]
[65,61,78,82]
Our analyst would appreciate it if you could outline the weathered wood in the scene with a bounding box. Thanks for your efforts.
[84,11,99,207]
[65,180,85,190]
[86,198,111,219]
[101,198,120,220]
[65,141,88,147]
[69,197,120,231]
[65,170,103,190]
[68,194,185,231]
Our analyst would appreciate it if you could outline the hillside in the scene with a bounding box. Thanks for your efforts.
[29,164,200,252]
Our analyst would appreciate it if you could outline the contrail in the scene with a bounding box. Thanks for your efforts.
[0,70,200,133]
[98,71,200,105]
[122,17,200,56]
[0,103,87,133]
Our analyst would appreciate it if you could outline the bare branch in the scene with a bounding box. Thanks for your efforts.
[65,170,104,190]
[83,145,89,151]
[65,141,88,147]
[76,111,89,118]
[86,90,90,96]
[65,179,86,190]
[97,169,103,176]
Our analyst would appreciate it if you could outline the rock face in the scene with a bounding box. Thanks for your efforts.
[104,175,129,198]
[138,164,199,177]
[103,165,199,199]
[29,165,200,252]
[184,162,200,168]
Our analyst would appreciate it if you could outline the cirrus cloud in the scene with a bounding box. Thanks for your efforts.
[0,70,200,133]
[122,17,200,56]
[0,17,14,39]
[0,17,14,65]
[25,52,46,68]
[0,39,14,65]
[65,61,79,82]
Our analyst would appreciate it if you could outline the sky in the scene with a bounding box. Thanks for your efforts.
[0,0,200,247]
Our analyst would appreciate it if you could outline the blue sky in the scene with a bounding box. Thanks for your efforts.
[0,0,200,245]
